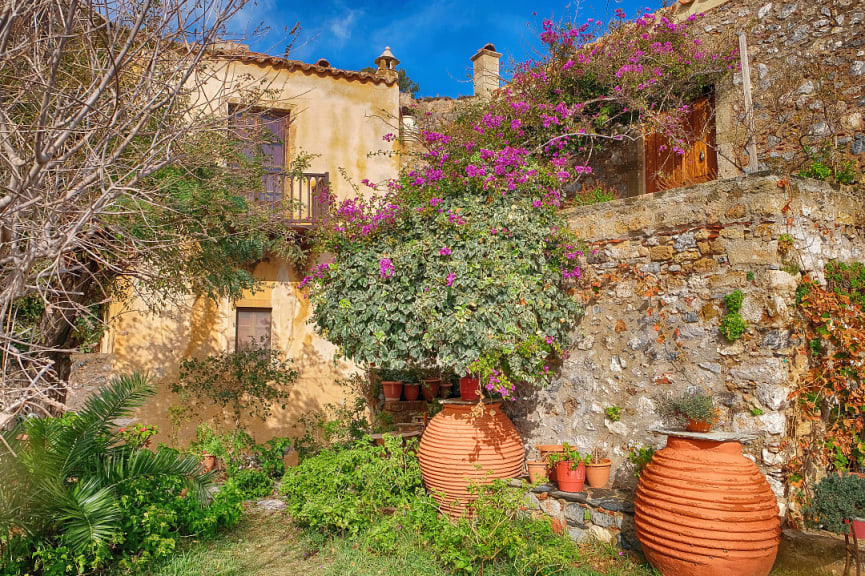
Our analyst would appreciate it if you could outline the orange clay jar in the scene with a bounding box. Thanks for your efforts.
[418,399,523,517]
[635,431,781,576]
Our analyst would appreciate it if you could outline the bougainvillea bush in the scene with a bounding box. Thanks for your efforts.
[304,11,735,398]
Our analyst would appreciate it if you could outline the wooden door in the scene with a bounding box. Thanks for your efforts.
[645,95,718,194]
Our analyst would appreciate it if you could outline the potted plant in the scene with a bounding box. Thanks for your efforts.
[586,447,613,488]
[459,374,480,401]
[549,443,586,492]
[538,443,564,483]
[403,369,421,402]
[420,367,442,402]
[526,460,548,484]
[378,368,403,401]
[657,389,718,432]
[807,472,865,538]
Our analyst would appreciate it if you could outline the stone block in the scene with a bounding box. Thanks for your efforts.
[693,258,718,273]
[725,203,746,219]
[590,509,623,529]
[650,245,674,261]
[564,502,589,526]
[730,359,787,386]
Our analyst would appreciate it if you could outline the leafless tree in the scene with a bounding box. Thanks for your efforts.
[0,0,285,429]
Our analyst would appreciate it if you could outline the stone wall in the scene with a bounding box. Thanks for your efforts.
[506,174,865,516]
[677,0,865,177]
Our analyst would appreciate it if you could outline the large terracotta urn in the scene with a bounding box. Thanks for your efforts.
[635,430,781,576]
[418,399,524,517]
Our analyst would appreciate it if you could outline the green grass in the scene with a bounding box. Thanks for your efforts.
[112,508,845,576]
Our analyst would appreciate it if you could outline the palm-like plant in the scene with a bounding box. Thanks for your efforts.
[0,373,212,553]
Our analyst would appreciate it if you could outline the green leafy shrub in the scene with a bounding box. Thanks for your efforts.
[825,260,865,310]
[605,405,621,422]
[280,435,425,535]
[627,445,656,478]
[720,289,747,341]
[230,468,274,499]
[173,346,298,427]
[806,473,865,534]
[0,374,240,574]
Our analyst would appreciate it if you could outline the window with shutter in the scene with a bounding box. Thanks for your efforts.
[236,308,272,350]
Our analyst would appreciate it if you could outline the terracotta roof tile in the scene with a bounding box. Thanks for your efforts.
[210,50,397,87]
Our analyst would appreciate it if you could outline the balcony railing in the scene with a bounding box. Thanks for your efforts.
[253,172,329,226]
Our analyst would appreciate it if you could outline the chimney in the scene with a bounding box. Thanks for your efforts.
[471,43,501,99]
[374,46,400,83]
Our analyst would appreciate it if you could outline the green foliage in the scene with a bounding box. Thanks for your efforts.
[825,260,865,310]
[187,424,290,480]
[656,389,717,427]
[746,271,755,282]
[280,435,425,535]
[173,346,298,426]
[0,374,238,574]
[778,233,794,250]
[605,406,621,422]
[627,445,656,478]
[230,469,274,499]
[724,289,744,313]
[308,193,582,395]
[806,473,865,534]
[118,423,159,449]
[750,407,765,417]
[281,440,583,575]
[546,442,588,469]
[720,289,747,341]
[798,147,859,186]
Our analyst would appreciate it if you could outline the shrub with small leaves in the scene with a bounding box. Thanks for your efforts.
[806,473,865,534]
[720,289,747,341]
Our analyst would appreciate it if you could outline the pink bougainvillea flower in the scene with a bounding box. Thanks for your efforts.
[446,272,456,287]
[440,246,452,256]
[379,258,394,279]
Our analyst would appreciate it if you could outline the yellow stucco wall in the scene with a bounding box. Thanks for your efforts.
[102,58,400,447]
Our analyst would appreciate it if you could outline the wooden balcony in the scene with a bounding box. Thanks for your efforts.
[253,172,329,227]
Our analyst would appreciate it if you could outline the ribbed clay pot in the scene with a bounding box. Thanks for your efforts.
[418,400,523,517]
[635,433,781,576]
[526,460,548,484]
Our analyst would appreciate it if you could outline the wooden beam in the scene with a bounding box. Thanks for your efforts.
[738,32,759,174]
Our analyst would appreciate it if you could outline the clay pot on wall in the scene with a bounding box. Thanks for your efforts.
[422,378,441,401]
[403,383,420,401]
[635,433,781,576]
[459,377,480,401]
[526,460,548,484]
[851,518,865,540]
[537,444,564,483]
[382,381,403,401]
[556,461,586,492]
[686,419,712,433]
[201,454,217,473]
[418,400,524,517]
[586,458,613,488]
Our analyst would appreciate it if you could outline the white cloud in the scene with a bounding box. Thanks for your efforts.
[326,8,362,47]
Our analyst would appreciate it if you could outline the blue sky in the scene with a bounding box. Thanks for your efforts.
[229,0,663,98]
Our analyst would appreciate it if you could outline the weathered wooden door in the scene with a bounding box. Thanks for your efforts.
[645,95,718,194]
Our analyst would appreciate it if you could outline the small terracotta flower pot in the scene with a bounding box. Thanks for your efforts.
[459,377,480,401]
[403,383,420,401]
[537,444,564,483]
[556,461,586,492]
[686,419,712,433]
[527,460,548,484]
[586,458,612,488]
[202,454,217,472]
[422,378,441,401]
[851,518,865,539]
[382,381,403,401]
